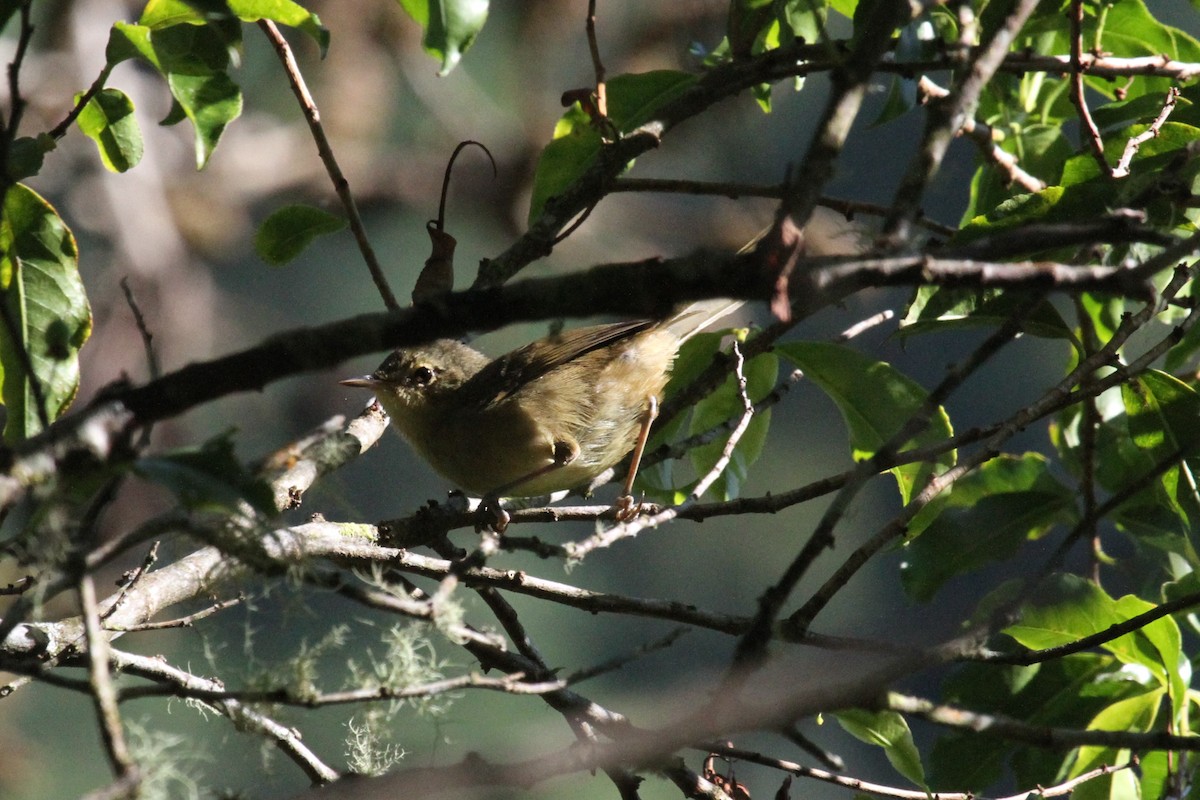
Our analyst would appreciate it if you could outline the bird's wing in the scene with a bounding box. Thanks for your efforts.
[461,320,655,409]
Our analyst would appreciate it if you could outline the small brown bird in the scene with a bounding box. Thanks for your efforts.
[341,301,740,512]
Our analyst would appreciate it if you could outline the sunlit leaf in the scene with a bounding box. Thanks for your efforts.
[107,21,243,168]
[528,70,696,223]
[776,341,954,503]
[837,709,926,789]
[396,0,488,75]
[1006,574,1184,692]
[0,185,92,443]
[76,88,144,173]
[901,287,1074,339]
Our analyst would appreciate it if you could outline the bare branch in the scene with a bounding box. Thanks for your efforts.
[1112,87,1181,178]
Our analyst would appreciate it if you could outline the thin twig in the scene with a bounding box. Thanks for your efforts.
[119,669,564,705]
[105,593,244,632]
[787,265,1196,639]
[47,64,113,140]
[586,0,607,120]
[883,0,1042,243]
[566,628,691,684]
[738,294,1042,665]
[612,177,958,237]
[119,277,160,381]
[112,649,340,784]
[257,20,398,310]
[916,77,1046,194]
[101,541,160,621]
[1112,87,1180,178]
[693,342,753,499]
[79,574,139,789]
[1069,0,1110,177]
[699,741,1132,800]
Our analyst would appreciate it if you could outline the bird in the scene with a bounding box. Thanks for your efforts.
[340,301,741,524]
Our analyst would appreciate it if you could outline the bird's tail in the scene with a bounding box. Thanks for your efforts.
[665,298,745,342]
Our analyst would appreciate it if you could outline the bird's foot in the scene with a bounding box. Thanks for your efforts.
[613,493,645,523]
[475,495,511,533]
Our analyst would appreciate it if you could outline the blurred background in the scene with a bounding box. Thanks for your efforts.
[0,2,1072,798]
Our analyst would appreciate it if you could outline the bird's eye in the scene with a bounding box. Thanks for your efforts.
[410,365,435,387]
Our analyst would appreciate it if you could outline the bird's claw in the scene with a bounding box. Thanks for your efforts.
[614,494,643,523]
[475,496,510,533]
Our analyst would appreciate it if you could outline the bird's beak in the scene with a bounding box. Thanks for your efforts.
[339,376,380,389]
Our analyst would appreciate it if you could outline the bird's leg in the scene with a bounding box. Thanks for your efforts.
[476,440,579,533]
[615,395,658,522]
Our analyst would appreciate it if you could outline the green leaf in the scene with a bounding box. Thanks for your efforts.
[527,106,600,227]
[255,204,346,265]
[1123,370,1200,457]
[1119,370,1200,526]
[931,654,1124,791]
[228,0,330,55]
[960,122,1072,223]
[5,134,53,181]
[396,0,488,75]
[837,709,926,789]
[900,287,1074,339]
[139,0,230,29]
[0,185,92,443]
[907,453,1071,539]
[776,341,955,504]
[1113,594,1186,718]
[138,0,329,53]
[135,432,276,514]
[900,455,1077,601]
[872,76,914,127]
[528,70,696,223]
[1006,574,1183,692]
[106,21,244,168]
[1067,689,1161,800]
[687,352,778,500]
[75,88,144,173]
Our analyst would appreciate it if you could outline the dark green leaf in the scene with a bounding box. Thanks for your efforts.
[76,88,144,173]
[871,76,915,127]
[527,106,601,227]
[900,288,1074,339]
[900,456,1077,601]
[255,204,346,265]
[0,185,92,443]
[5,135,52,181]
[1123,370,1200,458]
[931,654,1122,791]
[776,341,954,503]
[135,432,276,514]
